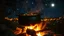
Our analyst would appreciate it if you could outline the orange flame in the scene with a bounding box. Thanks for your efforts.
[23,22,46,32]
[14,21,56,36]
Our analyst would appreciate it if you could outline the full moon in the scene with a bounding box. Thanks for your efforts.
[51,3,55,7]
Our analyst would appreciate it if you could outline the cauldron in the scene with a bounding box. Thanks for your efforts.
[18,13,41,26]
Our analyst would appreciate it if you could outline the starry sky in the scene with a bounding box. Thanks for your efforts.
[5,0,64,18]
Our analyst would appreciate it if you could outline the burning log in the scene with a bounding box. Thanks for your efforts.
[44,33,54,36]
[26,29,37,36]
[17,33,26,36]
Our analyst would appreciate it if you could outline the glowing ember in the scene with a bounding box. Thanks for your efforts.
[14,27,22,35]
[37,32,42,36]
[26,34,29,36]
[36,32,45,36]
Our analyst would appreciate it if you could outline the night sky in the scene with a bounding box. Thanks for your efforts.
[5,0,64,18]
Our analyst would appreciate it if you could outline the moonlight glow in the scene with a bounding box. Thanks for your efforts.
[51,3,55,7]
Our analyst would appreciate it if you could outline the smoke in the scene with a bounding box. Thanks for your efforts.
[22,0,44,13]
[30,0,44,13]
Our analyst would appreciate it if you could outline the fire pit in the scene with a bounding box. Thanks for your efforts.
[13,13,56,36]
[13,21,56,36]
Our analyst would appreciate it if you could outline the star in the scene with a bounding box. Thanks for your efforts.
[32,2,34,4]
[26,1,28,3]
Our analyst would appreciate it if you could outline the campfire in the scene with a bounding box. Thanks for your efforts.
[6,13,57,36]
[13,22,56,36]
